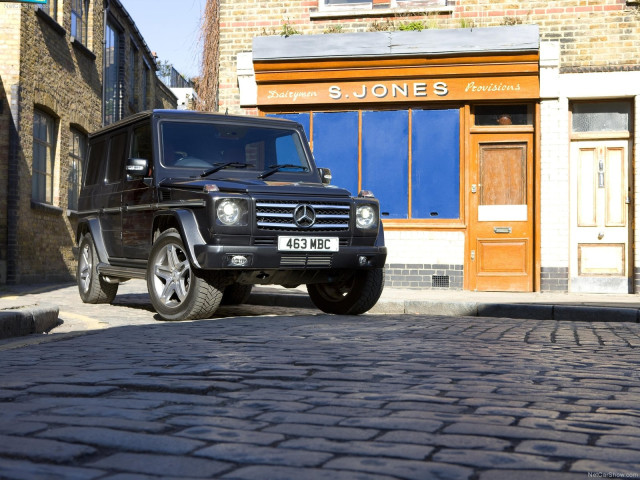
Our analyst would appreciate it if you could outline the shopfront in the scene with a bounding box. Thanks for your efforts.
[242,25,541,291]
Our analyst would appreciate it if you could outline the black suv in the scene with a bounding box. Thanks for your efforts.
[76,110,387,321]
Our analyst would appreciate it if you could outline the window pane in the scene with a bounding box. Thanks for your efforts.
[412,109,460,219]
[572,101,630,133]
[85,139,106,186]
[106,132,128,183]
[475,105,532,126]
[362,110,409,219]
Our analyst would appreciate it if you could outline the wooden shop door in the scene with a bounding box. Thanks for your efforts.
[468,133,534,291]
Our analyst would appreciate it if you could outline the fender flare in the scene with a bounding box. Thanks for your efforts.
[76,217,109,264]
[375,221,386,247]
[152,209,207,269]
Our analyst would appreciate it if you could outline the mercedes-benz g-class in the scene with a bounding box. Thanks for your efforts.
[76,110,387,320]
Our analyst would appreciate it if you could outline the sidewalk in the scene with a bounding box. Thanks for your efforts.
[2,282,640,340]
[250,285,640,322]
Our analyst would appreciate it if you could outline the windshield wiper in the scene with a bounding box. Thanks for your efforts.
[258,164,308,179]
[201,162,248,177]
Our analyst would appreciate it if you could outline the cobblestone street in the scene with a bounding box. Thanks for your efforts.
[0,290,639,479]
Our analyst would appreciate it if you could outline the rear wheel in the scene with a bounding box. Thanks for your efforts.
[307,268,384,315]
[147,229,223,321]
[221,284,253,305]
[77,233,118,304]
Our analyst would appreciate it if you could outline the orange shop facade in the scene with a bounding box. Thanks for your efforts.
[239,26,541,292]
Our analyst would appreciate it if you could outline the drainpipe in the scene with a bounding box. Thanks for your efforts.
[102,0,109,127]
[6,84,20,284]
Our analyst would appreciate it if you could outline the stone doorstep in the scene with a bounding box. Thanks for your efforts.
[0,303,60,340]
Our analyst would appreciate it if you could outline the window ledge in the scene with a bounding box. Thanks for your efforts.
[71,37,96,61]
[31,201,64,215]
[310,5,453,20]
[35,8,66,36]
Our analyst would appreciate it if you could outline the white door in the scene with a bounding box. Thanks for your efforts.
[570,140,631,293]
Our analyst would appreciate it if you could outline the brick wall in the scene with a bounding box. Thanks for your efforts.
[217,0,640,114]
[0,2,176,284]
[10,3,104,283]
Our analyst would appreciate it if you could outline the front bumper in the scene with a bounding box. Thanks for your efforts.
[193,244,387,271]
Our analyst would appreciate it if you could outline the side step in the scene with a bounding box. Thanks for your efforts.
[97,263,146,280]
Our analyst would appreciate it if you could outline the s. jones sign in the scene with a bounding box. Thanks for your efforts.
[257,77,538,106]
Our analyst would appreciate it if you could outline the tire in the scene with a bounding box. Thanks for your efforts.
[221,284,253,305]
[307,268,385,315]
[147,229,223,321]
[77,233,118,304]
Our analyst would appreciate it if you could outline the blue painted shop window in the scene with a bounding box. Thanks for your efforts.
[311,112,359,195]
[361,110,409,219]
[266,113,310,141]
[411,109,460,219]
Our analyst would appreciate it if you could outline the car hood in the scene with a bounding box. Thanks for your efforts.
[160,176,353,198]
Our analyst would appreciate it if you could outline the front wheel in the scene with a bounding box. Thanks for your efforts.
[307,268,385,315]
[147,229,223,321]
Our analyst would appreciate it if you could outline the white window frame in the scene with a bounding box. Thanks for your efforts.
[318,0,447,11]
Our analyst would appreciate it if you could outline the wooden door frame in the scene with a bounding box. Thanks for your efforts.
[463,103,539,291]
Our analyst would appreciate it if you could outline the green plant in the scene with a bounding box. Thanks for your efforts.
[398,20,425,31]
[280,20,301,37]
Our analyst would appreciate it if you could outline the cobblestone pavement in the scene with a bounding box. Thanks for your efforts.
[0,284,640,479]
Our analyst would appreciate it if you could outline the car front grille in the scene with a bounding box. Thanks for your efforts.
[256,200,350,232]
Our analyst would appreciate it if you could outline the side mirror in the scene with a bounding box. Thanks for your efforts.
[318,167,332,185]
[126,157,149,180]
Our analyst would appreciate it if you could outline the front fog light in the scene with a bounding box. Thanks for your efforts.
[356,205,377,229]
[217,199,244,226]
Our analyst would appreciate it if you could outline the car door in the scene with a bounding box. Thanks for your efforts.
[122,122,156,260]
[100,131,128,259]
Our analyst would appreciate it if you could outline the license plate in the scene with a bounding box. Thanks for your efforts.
[278,236,339,252]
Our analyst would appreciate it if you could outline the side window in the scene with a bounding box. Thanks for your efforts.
[84,138,106,186]
[131,124,152,160]
[105,132,128,183]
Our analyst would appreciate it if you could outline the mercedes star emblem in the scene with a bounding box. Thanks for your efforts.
[293,204,316,228]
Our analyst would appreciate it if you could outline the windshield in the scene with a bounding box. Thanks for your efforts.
[160,121,310,175]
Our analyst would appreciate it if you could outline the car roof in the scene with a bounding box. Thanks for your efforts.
[89,110,300,139]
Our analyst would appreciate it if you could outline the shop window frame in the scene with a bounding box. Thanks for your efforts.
[266,107,465,229]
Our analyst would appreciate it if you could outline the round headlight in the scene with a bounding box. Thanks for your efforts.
[217,199,241,225]
[356,205,377,229]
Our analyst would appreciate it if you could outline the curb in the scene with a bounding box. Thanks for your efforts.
[0,303,60,340]
[248,291,640,323]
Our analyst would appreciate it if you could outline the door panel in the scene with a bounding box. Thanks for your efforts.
[469,134,534,291]
[570,140,630,293]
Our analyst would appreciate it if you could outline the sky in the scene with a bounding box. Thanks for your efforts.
[119,0,207,79]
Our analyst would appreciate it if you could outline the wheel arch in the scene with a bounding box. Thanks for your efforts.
[152,209,207,269]
[76,217,109,264]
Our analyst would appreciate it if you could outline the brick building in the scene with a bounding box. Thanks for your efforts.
[211,0,640,293]
[0,0,176,284]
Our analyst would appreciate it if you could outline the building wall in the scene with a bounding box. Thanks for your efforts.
[0,1,176,284]
[0,4,23,284]
[215,0,640,292]
[4,3,104,283]
[218,0,640,115]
